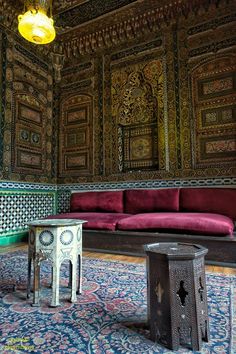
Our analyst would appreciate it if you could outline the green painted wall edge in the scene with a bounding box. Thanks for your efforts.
[0,232,28,246]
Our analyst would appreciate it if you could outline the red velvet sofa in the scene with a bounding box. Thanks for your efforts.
[47,188,236,267]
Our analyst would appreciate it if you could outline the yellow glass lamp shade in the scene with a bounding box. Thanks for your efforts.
[18,10,56,45]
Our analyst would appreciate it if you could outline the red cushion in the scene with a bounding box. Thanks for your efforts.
[117,212,234,236]
[124,189,179,214]
[47,212,130,231]
[180,188,236,221]
[70,191,124,213]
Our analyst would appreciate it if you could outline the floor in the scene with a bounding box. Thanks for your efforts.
[1,242,236,275]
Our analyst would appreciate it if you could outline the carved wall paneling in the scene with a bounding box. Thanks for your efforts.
[61,7,166,60]
[59,94,94,178]
[1,0,236,185]
[12,91,47,175]
[110,42,167,174]
[59,55,104,183]
[0,33,55,183]
[2,35,14,180]
[186,2,236,63]
[0,31,6,175]
[173,20,194,171]
[185,4,236,173]
[103,54,113,177]
[61,60,94,88]
[191,55,236,168]
[172,27,182,170]
[162,26,179,173]
[60,0,233,60]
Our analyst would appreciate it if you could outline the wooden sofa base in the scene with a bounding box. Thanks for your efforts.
[83,230,236,268]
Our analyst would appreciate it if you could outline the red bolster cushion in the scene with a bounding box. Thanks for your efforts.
[70,191,124,213]
[124,189,180,214]
[180,188,236,221]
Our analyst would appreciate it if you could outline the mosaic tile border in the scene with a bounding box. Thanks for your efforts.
[0,181,56,191]
[57,177,236,191]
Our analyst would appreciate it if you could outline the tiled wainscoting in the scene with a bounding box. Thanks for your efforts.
[0,182,56,246]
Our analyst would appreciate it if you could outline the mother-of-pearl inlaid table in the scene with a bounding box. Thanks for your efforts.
[27,219,86,307]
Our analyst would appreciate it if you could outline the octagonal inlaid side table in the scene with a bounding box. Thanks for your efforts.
[27,219,86,307]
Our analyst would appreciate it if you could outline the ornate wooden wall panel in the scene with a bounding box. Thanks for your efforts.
[13,93,44,173]
[0,32,55,183]
[59,94,93,177]
[0,31,5,172]
[58,0,236,183]
[191,56,236,167]
[1,0,236,186]
[103,32,177,181]
[58,58,98,182]
[110,51,166,173]
[184,2,236,178]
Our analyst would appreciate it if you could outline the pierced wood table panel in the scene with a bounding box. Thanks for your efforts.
[27,219,86,307]
[144,242,209,351]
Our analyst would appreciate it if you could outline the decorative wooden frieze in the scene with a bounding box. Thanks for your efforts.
[63,13,162,58]
[61,0,228,60]
[187,13,236,36]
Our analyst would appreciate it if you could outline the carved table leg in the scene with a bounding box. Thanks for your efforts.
[27,256,32,299]
[77,253,82,295]
[51,260,60,307]
[32,256,40,307]
[70,258,78,303]
[68,261,72,288]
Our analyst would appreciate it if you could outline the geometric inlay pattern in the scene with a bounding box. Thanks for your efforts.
[60,230,73,245]
[0,192,56,234]
[57,191,71,213]
[39,230,54,246]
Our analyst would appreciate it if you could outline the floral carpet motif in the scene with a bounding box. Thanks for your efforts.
[0,251,235,354]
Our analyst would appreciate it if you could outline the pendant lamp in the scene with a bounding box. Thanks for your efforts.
[18,0,56,45]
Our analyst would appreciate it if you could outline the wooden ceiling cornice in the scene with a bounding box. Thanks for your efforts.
[0,0,231,60]
[60,0,229,60]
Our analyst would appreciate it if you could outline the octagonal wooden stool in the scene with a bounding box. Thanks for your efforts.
[144,242,209,351]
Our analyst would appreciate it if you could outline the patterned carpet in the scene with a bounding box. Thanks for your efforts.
[0,251,235,353]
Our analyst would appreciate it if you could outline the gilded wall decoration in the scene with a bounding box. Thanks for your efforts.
[0,32,5,173]
[59,94,93,177]
[12,91,46,174]
[60,0,230,59]
[117,71,156,126]
[191,55,236,167]
[0,33,56,183]
[59,56,103,183]
[1,0,236,187]
[111,58,165,173]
